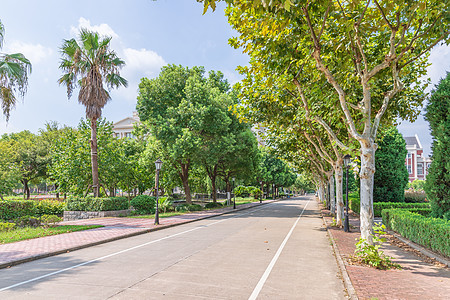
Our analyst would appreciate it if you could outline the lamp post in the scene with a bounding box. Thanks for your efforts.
[260,181,263,203]
[343,154,351,232]
[232,177,236,209]
[154,158,163,225]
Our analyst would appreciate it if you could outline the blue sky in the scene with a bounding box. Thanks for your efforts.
[0,0,448,156]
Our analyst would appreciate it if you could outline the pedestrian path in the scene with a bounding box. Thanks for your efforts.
[0,200,274,269]
[322,205,450,300]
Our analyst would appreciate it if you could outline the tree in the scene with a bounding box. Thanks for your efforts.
[373,126,408,202]
[58,29,127,197]
[204,0,449,244]
[0,137,20,199]
[425,72,450,219]
[0,20,32,121]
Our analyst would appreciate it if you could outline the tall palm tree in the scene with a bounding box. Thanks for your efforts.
[0,20,32,121]
[59,28,127,197]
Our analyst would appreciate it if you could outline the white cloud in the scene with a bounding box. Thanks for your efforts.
[426,44,450,87]
[70,17,119,39]
[123,48,166,78]
[5,41,53,64]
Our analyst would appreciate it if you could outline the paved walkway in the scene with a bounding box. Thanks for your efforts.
[0,200,275,269]
[322,204,450,300]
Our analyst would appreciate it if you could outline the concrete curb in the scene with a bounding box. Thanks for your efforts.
[321,215,358,300]
[0,199,280,269]
[387,230,450,268]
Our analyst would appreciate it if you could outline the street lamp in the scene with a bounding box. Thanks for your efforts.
[260,181,263,203]
[232,177,236,209]
[343,154,351,232]
[154,158,163,225]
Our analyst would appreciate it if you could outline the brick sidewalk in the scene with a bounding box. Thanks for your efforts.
[0,200,274,269]
[322,206,450,300]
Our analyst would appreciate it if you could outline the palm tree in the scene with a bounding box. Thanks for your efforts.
[0,20,32,121]
[59,28,127,197]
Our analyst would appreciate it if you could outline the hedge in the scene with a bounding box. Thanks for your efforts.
[374,202,430,217]
[65,196,129,211]
[382,209,450,258]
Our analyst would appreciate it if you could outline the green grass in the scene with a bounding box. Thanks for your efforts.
[0,225,103,244]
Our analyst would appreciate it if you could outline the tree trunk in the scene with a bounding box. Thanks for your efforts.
[0,194,4,200]
[206,165,218,203]
[330,173,336,215]
[260,181,264,199]
[335,164,344,227]
[90,118,99,197]
[180,162,192,204]
[23,180,30,200]
[360,141,376,244]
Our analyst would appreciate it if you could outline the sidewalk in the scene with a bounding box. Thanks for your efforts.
[321,204,450,300]
[0,200,275,269]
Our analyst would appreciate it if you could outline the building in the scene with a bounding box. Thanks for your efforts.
[112,111,140,138]
[404,135,432,182]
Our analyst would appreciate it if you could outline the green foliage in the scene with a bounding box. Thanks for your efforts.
[249,187,262,199]
[0,222,16,232]
[65,196,129,211]
[407,179,426,191]
[175,203,203,212]
[349,191,360,214]
[0,200,36,221]
[425,73,450,219]
[373,202,430,218]
[15,215,41,228]
[205,202,223,209]
[404,190,427,203]
[234,186,249,197]
[35,200,66,216]
[382,209,450,258]
[157,197,174,213]
[130,195,156,214]
[374,126,409,202]
[352,225,401,270]
[0,138,21,196]
[40,215,62,227]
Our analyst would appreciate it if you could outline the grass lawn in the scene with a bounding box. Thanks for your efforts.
[0,225,103,244]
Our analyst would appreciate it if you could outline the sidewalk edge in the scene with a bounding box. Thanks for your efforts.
[322,216,359,300]
[0,199,280,270]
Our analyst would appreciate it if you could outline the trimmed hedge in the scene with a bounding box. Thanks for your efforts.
[205,202,223,209]
[0,200,37,221]
[374,202,430,217]
[65,196,129,211]
[130,195,156,214]
[382,209,450,258]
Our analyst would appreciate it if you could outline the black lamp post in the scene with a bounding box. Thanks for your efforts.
[154,158,163,225]
[232,177,236,209]
[343,154,351,232]
[259,181,263,203]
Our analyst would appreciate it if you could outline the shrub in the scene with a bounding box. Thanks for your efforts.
[40,215,62,227]
[175,204,188,212]
[205,202,223,209]
[0,200,36,221]
[15,215,41,228]
[130,195,156,214]
[0,222,15,232]
[66,196,129,211]
[186,204,203,211]
[35,200,66,216]
[407,179,426,191]
[349,192,360,214]
[234,186,250,197]
[382,209,450,258]
[373,202,430,217]
[249,187,262,199]
[157,197,174,213]
[404,190,427,203]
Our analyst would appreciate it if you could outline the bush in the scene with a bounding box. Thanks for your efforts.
[407,179,426,191]
[404,190,427,203]
[35,200,66,216]
[234,186,250,197]
[41,215,62,227]
[157,197,174,213]
[15,215,41,228]
[186,204,203,211]
[249,187,262,199]
[205,202,223,209]
[0,222,16,232]
[373,202,430,217]
[382,209,450,258]
[130,195,156,214]
[0,200,36,221]
[349,192,360,214]
[66,196,129,211]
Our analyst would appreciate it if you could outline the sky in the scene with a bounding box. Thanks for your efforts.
[0,0,449,156]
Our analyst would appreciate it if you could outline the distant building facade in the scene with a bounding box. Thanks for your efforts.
[112,111,140,138]
[404,135,432,182]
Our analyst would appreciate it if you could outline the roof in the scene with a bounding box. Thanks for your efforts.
[404,134,422,149]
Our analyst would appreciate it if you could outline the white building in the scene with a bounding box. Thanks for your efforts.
[404,134,432,182]
[112,111,140,138]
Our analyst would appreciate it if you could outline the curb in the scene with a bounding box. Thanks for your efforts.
[387,230,450,268]
[0,199,280,270]
[321,215,358,300]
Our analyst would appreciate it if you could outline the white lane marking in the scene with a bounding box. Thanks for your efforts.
[248,200,310,300]
[0,202,277,292]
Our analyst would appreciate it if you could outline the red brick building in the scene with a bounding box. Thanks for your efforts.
[404,135,432,182]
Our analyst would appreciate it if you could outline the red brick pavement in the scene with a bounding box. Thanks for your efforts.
[323,208,450,300]
[0,200,273,268]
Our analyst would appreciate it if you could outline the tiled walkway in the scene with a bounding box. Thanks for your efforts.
[0,201,272,268]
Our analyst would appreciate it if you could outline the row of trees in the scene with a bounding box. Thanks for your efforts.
[202,0,449,244]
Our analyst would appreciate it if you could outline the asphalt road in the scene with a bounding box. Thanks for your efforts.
[0,196,346,299]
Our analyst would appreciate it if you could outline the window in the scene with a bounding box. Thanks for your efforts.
[407,165,412,174]
[126,132,133,138]
[417,163,423,175]
[407,153,412,159]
